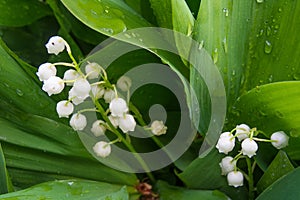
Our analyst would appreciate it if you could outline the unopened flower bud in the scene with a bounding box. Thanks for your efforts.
[227,171,243,187]
[118,114,136,133]
[236,124,250,141]
[85,62,102,79]
[63,69,80,86]
[103,89,115,103]
[241,138,258,158]
[216,132,235,154]
[73,78,91,97]
[271,131,289,149]
[93,141,111,158]
[117,76,132,92]
[45,36,66,55]
[109,98,128,117]
[42,76,64,96]
[56,100,74,118]
[150,120,167,136]
[219,156,236,175]
[91,85,105,99]
[36,63,56,81]
[70,113,87,131]
[91,120,106,137]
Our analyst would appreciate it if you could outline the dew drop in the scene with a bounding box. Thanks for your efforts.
[264,40,273,54]
[222,37,228,53]
[198,40,204,50]
[124,33,131,38]
[266,26,272,36]
[222,8,229,17]
[293,73,300,80]
[278,8,282,12]
[187,23,193,36]
[268,74,273,82]
[212,48,218,64]
[256,0,264,3]
[16,89,24,96]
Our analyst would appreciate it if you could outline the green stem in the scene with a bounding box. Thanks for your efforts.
[94,100,155,183]
[246,157,254,200]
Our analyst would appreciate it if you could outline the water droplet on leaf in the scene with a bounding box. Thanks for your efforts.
[212,48,218,64]
[16,89,24,96]
[264,40,273,54]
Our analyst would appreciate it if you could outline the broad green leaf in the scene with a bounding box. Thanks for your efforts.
[0,39,57,120]
[0,143,13,194]
[157,181,228,200]
[257,151,294,194]
[0,0,52,27]
[229,82,300,137]
[192,0,252,112]
[2,143,137,186]
[60,0,150,36]
[149,0,172,29]
[242,0,300,91]
[256,167,300,200]
[178,149,226,190]
[0,180,129,200]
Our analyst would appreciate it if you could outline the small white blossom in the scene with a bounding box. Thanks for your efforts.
[63,69,80,86]
[70,113,87,131]
[118,114,136,133]
[85,62,102,79]
[150,120,167,136]
[108,115,119,128]
[93,141,111,158]
[109,98,128,117]
[42,76,64,96]
[91,85,105,99]
[103,89,115,103]
[227,171,243,187]
[219,156,236,175]
[73,78,91,97]
[36,63,57,81]
[56,100,74,118]
[68,87,89,105]
[271,131,289,149]
[91,120,106,137]
[236,124,250,142]
[45,36,66,55]
[241,138,258,158]
[117,76,132,92]
[216,132,235,154]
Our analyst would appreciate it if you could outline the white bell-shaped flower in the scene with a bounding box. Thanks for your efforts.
[219,156,236,175]
[227,171,243,187]
[150,120,167,136]
[85,62,102,79]
[63,69,80,86]
[56,100,74,118]
[216,132,235,154]
[45,36,66,55]
[117,76,132,92]
[108,115,119,128]
[42,76,64,96]
[109,98,128,117]
[68,87,89,105]
[93,141,111,158]
[241,138,258,158]
[235,124,250,142]
[103,89,116,103]
[69,113,87,131]
[118,114,136,133]
[91,85,105,100]
[91,120,106,137]
[73,78,91,97]
[271,131,289,149]
[36,63,57,81]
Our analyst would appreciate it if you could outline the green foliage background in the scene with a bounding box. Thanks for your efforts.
[0,0,300,199]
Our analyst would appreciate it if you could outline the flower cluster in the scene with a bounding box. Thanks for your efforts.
[37,36,168,159]
[216,124,289,187]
